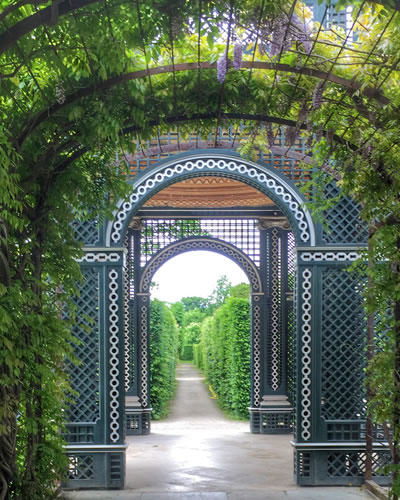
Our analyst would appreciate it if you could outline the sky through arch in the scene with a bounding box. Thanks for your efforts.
[151,251,249,303]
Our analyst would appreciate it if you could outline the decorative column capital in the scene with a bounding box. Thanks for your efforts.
[129,217,144,230]
[258,216,290,231]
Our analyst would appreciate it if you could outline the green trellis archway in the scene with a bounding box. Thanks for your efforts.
[1,1,400,497]
[65,150,391,489]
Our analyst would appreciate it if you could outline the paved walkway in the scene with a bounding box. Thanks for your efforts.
[65,363,374,499]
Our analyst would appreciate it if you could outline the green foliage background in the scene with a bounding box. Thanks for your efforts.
[195,296,251,419]
[150,300,179,420]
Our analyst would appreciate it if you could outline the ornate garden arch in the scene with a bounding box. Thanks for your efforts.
[106,151,316,248]
[133,237,263,417]
[66,150,387,490]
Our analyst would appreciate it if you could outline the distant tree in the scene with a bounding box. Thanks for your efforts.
[230,283,250,298]
[183,308,208,326]
[170,302,185,328]
[184,322,202,345]
[208,275,232,313]
[181,296,210,312]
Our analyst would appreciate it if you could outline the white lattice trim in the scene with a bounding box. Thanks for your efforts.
[301,268,312,441]
[77,252,121,263]
[140,300,148,407]
[109,155,314,245]
[123,241,131,393]
[271,228,280,391]
[252,298,262,407]
[300,251,359,262]
[108,270,120,443]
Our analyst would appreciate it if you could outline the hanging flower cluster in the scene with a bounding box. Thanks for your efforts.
[298,100,309,123]
[258,13,312,57]
[266,122,275,146]
[233,42,243,70]
[292,14,313,54]
[285,125,298,147]
[216,42,243,83]
[217,53,228,83]
[312,81,325,110]
[269,16,292,56]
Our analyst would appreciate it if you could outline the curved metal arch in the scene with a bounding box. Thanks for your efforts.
[106,152,316,247]
[139,237,263,294]
[18,61,389,143]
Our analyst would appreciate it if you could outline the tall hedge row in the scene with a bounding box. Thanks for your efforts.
[195,297,250,418]
[150,299,179,419]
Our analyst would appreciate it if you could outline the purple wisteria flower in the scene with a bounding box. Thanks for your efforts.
[233,43,243,70]
[217,53,227,83]
[270,16,291,57]
[312,81,324,110]
[266,123,275,146]
[292,14,313,54]
[285,126,298,147]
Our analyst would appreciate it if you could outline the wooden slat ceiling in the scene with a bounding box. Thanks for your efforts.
[144,177,275,208]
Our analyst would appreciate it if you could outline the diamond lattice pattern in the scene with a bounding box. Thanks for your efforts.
[72,219,99,245]
[323,183,368,244]
[321,269,366,420]
[68,268,100,422]
[68,455,94,480]
[327,452,391,477]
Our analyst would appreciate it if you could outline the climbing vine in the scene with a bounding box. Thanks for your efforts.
[1,0,400,496]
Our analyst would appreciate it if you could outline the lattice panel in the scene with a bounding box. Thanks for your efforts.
[287,232,296,406]
[71,219,99,245]
[68,455,94,480]
[127,127,311,186]
[327,423,362,441]
[322,183,368,244]
[321,269,366,420]
[266,228,283,390]
[65,425,95,443]
[140,218,260,266]
[124,233,136,392]
[261,412,293,432]
[265,229,295,394]
[327,422,387,442]
[69,268,100,422]
[327,452,391,477]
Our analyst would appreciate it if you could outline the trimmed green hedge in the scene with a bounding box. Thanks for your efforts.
[150,299,179,419]
[180,344,194,361]
[195,297,250,418]
[193,343,203,368]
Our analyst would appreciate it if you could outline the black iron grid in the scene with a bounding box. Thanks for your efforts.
[139,218,261,267]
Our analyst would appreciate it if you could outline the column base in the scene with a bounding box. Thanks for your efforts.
[125,398,152,435]
[250,395,294,434]
[63,444,126,489]
[292,441,392,486]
